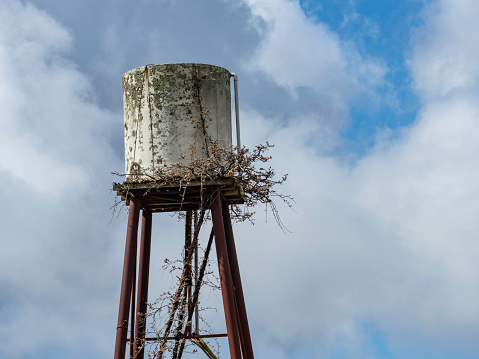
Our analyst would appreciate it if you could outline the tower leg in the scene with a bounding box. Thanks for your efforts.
[221,199,255,359]
[129,251,137,358]
[185,211,193,335]
[133,210,152,359]
[211,194,242,359]
[114,196,141,359]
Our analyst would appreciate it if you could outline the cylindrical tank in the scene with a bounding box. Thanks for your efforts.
[123,63,232,181]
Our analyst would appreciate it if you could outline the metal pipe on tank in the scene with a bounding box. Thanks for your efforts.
[230,73,241,151]
[230,73,246,200]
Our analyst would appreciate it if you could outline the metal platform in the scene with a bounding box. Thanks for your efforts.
[113,178,245,213]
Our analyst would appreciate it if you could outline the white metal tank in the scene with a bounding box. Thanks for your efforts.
[123,63,232,180]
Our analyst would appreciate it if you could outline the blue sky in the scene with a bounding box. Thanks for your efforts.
[303,0,424,154]
[1,0,479,358]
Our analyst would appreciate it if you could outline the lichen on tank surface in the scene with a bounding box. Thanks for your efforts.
[122,63,232,180]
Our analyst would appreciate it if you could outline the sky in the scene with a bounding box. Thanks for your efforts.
[1,0,479,358]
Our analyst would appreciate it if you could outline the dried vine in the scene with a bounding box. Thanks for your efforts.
[117,139,292,229]
[145,211,221,359]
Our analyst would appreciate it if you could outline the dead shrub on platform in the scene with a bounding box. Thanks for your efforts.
[114,139,293,228]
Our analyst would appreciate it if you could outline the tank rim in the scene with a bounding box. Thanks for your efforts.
[122,63,232,78]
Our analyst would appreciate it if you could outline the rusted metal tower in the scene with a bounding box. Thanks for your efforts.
[113,63,254,359]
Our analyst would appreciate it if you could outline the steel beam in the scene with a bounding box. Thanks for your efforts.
[221,199,255,359]
[132,333,228,342]
[211,194,242,359]
[129,253,137,358]
[114,196,141,359]
[185,211,193,334]
[133,210,152,359]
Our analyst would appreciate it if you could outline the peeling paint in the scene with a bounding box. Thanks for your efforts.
[123,63,232,180]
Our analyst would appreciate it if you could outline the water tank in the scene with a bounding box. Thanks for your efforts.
[123,63,232,181]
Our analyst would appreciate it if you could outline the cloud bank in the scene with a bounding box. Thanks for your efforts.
[233,0,479,357]
[1,0,479,358]
[0,1,123,358]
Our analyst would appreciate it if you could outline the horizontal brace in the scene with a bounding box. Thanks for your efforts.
[127,333,228,342]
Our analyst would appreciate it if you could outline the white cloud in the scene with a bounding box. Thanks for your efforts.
[410,0,479,99]
[243,0,386,116]
[235,97,479,356]
[2,0,479,358]
[231,0,479,356]
[353,94,479,332]
[0,1,85,195]
[0,0,99,196]
[0,1,123,358]
[0,0,70,57]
